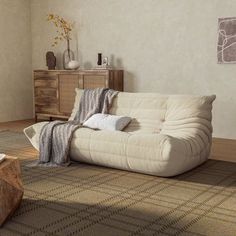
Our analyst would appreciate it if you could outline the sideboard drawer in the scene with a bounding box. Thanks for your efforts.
[34,79,57,88]
[35,96,58,104]
[34,71,58,79]
[34,88,57,98]
[35,104,59,114]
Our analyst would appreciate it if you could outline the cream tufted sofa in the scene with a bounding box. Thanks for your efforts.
[24,91,216,177]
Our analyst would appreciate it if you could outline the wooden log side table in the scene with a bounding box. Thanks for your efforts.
[0,156,24,226]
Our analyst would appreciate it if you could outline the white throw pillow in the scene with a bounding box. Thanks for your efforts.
[83,113,131,131]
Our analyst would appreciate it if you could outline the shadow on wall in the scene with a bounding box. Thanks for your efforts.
[110,54,136,92]
[83,61,93,69]
[110,54,123,68]
[124,71,136,92]
[55,52,63,69]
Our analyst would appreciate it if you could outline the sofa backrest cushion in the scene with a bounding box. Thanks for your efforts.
[109,92,167,133]
[69,89,216,134]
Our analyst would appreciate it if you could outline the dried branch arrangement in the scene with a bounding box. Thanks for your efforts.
[47,14,74,47]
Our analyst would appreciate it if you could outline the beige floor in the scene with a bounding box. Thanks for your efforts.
[0,119,35,132]
[0,130,235,236]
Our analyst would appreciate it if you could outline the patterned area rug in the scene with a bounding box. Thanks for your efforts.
[0,130,236,236]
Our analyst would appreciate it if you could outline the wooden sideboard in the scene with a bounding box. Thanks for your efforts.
[34,69,124,121]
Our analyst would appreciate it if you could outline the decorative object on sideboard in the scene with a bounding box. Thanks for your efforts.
[63,39,75,69]
[46,51,56,70]
[97,53,102,66]
[68,60,80,70]
[47,14,75,69]
[95,54,112,69]
[218,17,236,63]
[102,57,108,66]
[101,56,111,69]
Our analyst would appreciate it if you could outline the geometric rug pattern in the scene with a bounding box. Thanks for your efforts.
[0,131,235,236]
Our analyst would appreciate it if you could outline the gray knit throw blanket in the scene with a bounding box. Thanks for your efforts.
[32,88,118,167]
[74,88,119,123]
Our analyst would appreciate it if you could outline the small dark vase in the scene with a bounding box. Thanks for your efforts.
[97,53,102,66]
[63,39,75,69]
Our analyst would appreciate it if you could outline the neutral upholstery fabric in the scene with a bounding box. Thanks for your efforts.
[69,88,83,121]
[24,90,216,177]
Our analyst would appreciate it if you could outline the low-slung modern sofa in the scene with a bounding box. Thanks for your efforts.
[24,90,216,177]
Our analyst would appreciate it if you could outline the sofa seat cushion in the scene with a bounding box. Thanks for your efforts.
[70,128,210,176]
[24,122,210,177]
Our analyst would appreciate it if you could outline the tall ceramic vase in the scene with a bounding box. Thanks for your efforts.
[63,39,75,69]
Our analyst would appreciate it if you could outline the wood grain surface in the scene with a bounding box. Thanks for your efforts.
[0,156,23,226]
[34,69,124,121]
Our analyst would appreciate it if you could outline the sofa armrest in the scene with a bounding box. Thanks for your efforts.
[23,122,49,151]
[161,116,213,153]
[159,134,211,176]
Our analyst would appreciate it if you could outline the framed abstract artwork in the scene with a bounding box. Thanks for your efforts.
[218,17,236,63]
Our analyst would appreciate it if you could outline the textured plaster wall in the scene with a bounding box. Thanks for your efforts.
[0,0,33,122]
[31,0,236,139]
